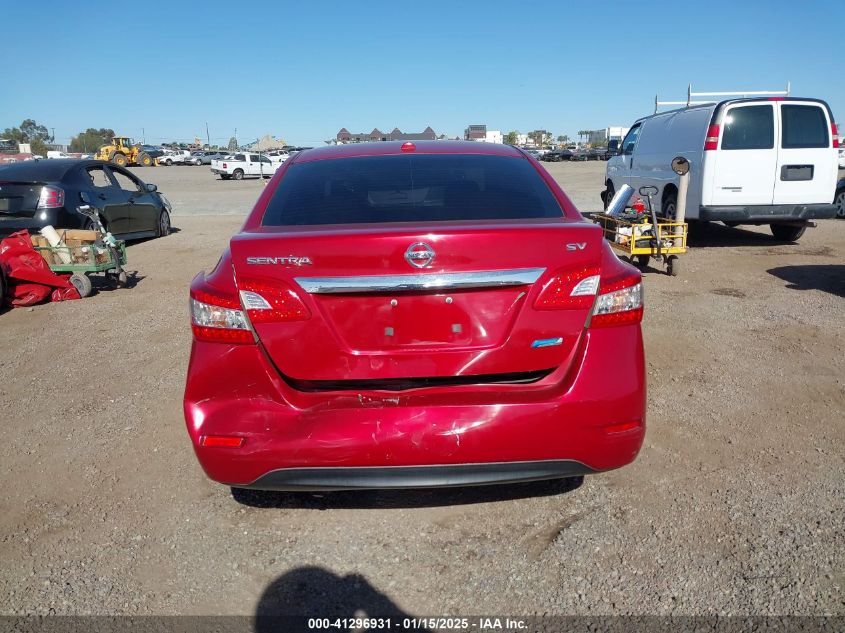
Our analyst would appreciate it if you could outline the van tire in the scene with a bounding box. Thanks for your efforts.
[662,192,677,219]
[835,189,845,218]
[603,182,615,210]
[770,223,806,242]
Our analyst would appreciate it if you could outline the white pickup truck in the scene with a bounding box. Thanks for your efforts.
[210,152,278,180]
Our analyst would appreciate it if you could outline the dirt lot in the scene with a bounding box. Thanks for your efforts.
[1,163,843,618]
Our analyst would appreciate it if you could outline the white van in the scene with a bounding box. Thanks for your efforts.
[604,98,839,241]
[46,150,73,159]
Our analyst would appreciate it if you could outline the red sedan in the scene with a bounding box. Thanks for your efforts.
[184,141,645,491]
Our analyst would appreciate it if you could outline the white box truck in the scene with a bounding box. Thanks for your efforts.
[604,97,839,241]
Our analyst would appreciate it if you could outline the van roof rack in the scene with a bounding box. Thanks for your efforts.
[654,82,791,113]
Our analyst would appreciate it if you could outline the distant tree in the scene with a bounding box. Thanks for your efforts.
[504,131,519,145]
[3,118,52,154]
[561,135,570,145]
[227,136,238,151]
[20,119,50,143]
[69,128,116,153]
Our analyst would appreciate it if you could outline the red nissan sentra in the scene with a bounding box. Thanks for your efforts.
[184,141,645,491]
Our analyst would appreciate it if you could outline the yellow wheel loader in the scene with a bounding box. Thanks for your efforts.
[95,137,155,167]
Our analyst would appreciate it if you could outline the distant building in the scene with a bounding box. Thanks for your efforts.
[464,124,487,141]
[587,127,630,145]
[474,130,502,144]
[336,126,437,143]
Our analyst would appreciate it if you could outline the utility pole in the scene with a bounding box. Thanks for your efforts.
[142,128,145,144]
[50,127,55,143]
[206,122,210,148]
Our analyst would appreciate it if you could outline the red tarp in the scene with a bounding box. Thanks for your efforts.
[0,231,81,307]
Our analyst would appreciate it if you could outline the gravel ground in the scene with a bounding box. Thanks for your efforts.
[0,162,843,618]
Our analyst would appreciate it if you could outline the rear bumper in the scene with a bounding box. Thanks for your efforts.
[243,460,596,491]
[184,326,646,489]
[0,208,75,237]
[699,203,837,223]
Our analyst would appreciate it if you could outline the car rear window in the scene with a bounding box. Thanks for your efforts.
[0,161,73,181]
[721,105,774,150]
[261,154,563,226]
[781,104,829,149]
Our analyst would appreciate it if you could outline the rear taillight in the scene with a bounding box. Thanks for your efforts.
[534,267,601,310]
[37,186,64,209]
[590,277,643,328]
[190,289,253,343]
[832,123,839,148]
[704,124,720,151]
[222,163,227,169]
[237,278,310,323]
[534,265,643,327]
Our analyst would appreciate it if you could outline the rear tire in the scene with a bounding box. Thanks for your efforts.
[770,223,806,242]
[636,254,650,268]
[233,169,244,181]
[835,189,845,218]
[69,273,92,298]
[220,174,231,180]
[112,153,128,167]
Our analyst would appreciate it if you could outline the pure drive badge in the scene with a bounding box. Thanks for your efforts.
[246,256,313,266]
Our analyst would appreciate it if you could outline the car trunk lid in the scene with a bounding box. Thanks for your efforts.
[230,221,603,383]
[0,181,44,218]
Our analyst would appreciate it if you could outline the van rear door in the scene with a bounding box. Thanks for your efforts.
[710,102,777,206]
[773,101,837,205]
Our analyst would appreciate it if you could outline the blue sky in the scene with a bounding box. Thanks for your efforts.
[1,0,841,147]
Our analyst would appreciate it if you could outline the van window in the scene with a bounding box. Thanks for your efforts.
[621,124,641,155]
[721,105,774,150]
[781,105,829,149]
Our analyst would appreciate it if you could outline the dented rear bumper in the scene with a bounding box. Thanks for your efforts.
[183,325,646,489]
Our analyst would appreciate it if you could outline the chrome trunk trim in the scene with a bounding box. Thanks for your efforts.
[295,268,546,294]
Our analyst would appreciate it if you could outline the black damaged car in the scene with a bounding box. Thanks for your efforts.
[0,159,171,239]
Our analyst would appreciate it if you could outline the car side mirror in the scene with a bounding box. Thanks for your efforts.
[80,191,91,203]
[146,183,157,192]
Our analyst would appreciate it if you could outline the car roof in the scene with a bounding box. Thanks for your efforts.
[0,158,134,182]
[294,140,524,163]
[0,159,84,180]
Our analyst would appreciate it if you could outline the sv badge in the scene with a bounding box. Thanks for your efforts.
[566,242,587,251]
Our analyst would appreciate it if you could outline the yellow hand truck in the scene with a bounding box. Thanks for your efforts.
[594,185,687,276]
